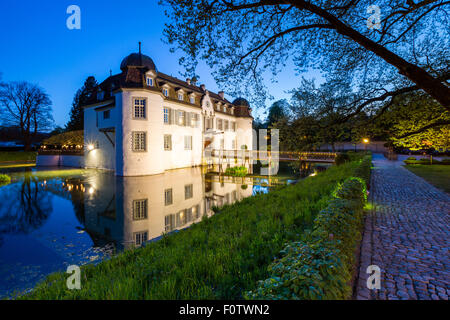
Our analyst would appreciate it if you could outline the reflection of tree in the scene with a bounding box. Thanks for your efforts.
[0,173,53,241]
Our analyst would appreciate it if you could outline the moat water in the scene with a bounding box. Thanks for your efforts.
[0,165,305,298]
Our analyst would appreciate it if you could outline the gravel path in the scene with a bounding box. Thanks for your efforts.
[355,154,450,300]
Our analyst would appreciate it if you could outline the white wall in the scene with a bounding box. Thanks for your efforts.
[84,89,254,176]
[118,90,165,176]
[36,155,85,168]
[162,100,203,170]
[84,101,116,171]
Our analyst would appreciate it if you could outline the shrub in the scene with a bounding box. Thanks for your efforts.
[225,166,248,177]
[406,156,416,160]
[353,155,372,188]
[335,153,350,165]
[441,158,450,165]
[245,240,349,300]
[21,158,365,300]
[246,157,370,300]
[404,158,441,165]
[333,177,367,206]
[313,198,363,264]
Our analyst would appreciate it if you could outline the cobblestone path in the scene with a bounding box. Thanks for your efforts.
[355,154,450,300]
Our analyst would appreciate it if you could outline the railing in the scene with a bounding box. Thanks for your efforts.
[209,150,337,163]
[38,149,84,156]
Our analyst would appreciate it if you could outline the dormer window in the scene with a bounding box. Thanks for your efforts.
[163,88,169,97]
[178,93,183,101]
[146,77,153,86]
[223,106,227,112]
[97,90,104,101]
[189,96,195,104]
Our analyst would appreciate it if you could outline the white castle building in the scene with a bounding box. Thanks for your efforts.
[83,48,253,176]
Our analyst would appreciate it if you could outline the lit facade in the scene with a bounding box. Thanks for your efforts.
[84,50,253,176]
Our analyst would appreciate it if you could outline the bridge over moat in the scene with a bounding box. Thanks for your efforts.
[209,150,337,163]
[205,150,337,175]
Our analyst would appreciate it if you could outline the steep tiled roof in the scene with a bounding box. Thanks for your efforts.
[92,53,252,118]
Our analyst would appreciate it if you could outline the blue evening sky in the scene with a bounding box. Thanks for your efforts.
[0,0,322,127]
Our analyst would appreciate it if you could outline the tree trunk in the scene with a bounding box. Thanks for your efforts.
[292,1,450,110]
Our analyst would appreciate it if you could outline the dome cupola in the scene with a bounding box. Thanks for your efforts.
[120,42,157,71]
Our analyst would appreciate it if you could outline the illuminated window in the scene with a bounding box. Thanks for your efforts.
[132,131,147,152]
[133,199,148,220]
[177,110,186,126]
[190,113,198,127]
[133,98,146,119]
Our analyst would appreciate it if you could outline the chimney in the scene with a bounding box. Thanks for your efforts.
[218,91,224,99]
[138,41,142,66]
[186,78,191,85]
[200,84,206,91]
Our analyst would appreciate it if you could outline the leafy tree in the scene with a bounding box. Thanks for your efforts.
[266,99,288,127]
[66,76,98,131]
[0,81,53,150]
[370,92,449,151]
[161,0,450,112]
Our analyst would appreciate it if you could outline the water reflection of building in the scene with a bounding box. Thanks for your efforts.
[83,167,253,251]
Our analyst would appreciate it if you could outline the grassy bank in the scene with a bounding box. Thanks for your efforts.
[404,164,450,193]
[0,152,37,162]
[19,157,368,300]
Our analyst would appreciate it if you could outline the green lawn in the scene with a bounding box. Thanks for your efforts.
[404,165,450,193]
[18,157,369,300]
[0,151,37,162]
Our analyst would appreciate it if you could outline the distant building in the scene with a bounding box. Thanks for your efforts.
[83,47,253,176]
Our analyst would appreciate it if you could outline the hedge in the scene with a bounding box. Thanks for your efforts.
[404,158,450,165]
[245,156,371,300]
